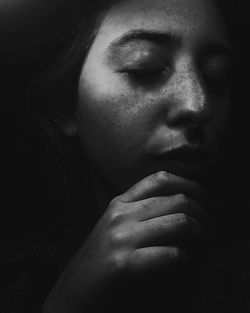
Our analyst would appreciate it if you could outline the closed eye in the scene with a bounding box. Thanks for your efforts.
[122,68,169,87]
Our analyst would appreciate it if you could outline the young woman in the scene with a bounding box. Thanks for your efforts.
[4,0,246,312]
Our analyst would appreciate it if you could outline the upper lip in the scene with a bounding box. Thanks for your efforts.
[152,146,209,165]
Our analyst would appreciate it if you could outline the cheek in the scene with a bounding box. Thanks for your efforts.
[76,83,152,162]
[76,84,158,191]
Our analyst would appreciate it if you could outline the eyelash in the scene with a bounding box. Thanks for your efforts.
[123,68,169,86]
[122,66,231,92]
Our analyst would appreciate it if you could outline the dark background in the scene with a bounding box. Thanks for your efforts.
[0,0,82,244]
[0,0,249,245]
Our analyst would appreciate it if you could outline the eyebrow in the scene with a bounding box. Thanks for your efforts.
[106,29,232,57]
[107,29,182,52]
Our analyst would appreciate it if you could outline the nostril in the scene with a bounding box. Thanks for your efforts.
[176,116,199,128]
[170,106,213,129]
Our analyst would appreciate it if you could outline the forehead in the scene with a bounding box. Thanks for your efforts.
[91,0,228,52]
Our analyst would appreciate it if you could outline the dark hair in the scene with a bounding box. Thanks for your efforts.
[26,2,119,228]
[28,3,111,146]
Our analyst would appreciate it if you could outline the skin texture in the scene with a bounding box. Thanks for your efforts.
[43,0,231,312]
[75,0,231,194]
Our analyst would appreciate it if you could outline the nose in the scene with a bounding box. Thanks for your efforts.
[166,65,213,129]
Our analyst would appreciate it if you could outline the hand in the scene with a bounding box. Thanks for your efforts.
[42,171,208,313]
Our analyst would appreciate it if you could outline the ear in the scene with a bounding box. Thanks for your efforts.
[55,115,78,138]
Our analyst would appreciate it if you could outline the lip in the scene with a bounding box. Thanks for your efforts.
[152,146,209,164]
[150,146,209,180]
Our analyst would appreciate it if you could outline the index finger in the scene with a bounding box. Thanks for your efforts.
[119,171,207,204]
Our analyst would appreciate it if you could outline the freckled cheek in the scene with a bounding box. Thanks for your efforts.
[78,70,137,128]
[76,90,151,155]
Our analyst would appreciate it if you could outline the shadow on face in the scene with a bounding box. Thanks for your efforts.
[59,0,232,194]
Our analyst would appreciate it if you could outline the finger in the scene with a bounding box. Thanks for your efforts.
[119,171,207,204]
[131,195,208,223]
[136,213,204,248]
[129,246,187,273]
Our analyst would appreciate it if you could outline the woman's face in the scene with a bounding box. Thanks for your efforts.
[76,0,231,193]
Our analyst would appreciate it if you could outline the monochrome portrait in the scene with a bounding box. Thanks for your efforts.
[1,1,249,312]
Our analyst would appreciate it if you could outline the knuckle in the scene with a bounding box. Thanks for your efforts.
[169,247,187,261]
[109,228,126,245]
[109,196,121,207]
[144,219,158,232]
[108,201,128,226]
[144,220,153,232]
[176,214,202,234]
[152,171,169,185]
[176,213,191,227]
[111,251,130,273]
[109,209,125,225]
[176,194,189,206]
[140,200,150,212]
